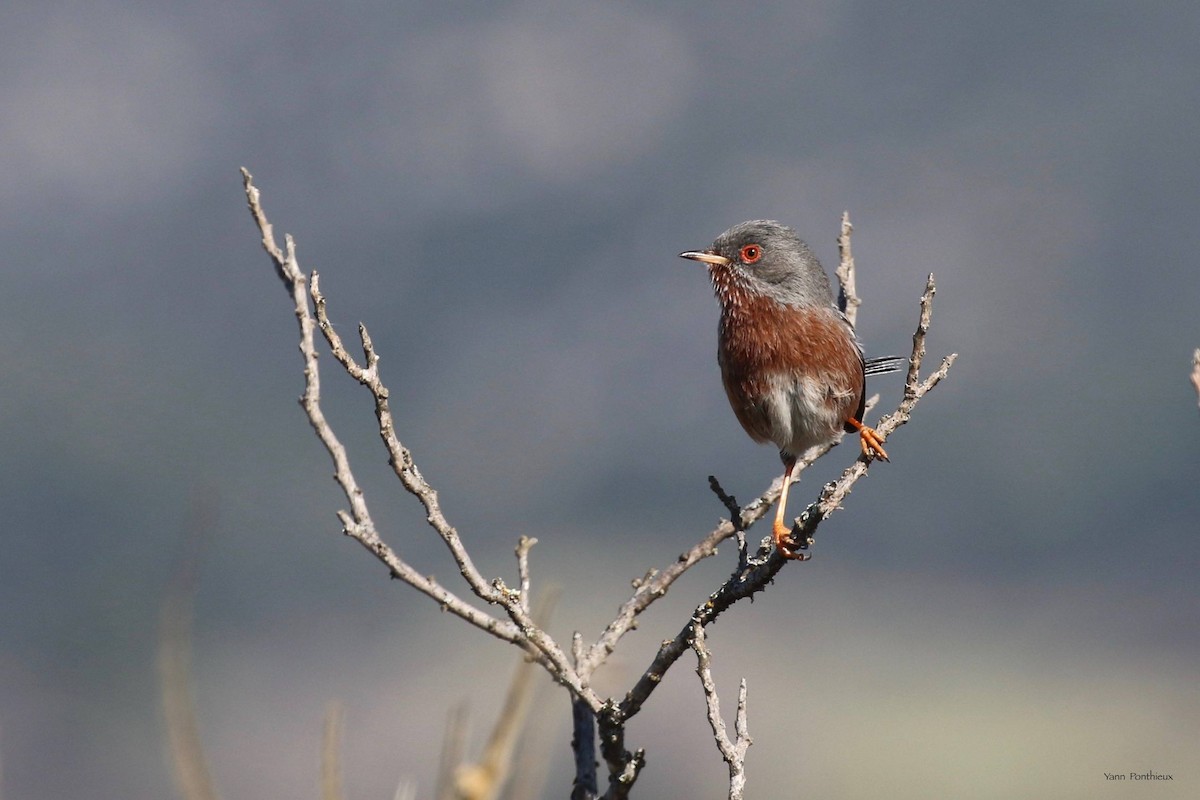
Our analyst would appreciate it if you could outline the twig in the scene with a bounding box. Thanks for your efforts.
[708,477,750,572]
[836,211,860,326]
[310,276,499,604]
[707,476,744,525]
[575,423,855,681]
[516,536,537,614]
[690,623,750,800]
[581,393,882,693]
[578,492,767,678]
[243,169,517,641]
[241,169,598,709]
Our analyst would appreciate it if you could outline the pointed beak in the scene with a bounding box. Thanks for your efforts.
[679,250,731,267]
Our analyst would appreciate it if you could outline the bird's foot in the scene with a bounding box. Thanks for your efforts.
[772,519,812,561]
[847,418,890,462]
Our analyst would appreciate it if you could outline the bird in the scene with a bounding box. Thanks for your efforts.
[680,220,904,559]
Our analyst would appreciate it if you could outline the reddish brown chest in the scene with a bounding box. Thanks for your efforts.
[711,267,865,444]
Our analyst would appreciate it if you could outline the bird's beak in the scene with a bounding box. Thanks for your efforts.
[679,250,731,266]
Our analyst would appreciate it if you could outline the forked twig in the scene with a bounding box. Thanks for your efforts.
[241,168,597,708]
[691,622,751,800]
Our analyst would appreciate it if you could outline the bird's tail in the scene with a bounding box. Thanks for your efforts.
[864,355,907,376]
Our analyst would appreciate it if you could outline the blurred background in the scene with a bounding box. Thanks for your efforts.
[3,1,1198,798]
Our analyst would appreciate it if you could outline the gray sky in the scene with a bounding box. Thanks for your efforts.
[4,2,1198,798]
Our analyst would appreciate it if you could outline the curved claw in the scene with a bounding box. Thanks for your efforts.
[772,519,811,561]
[847,418,889,462]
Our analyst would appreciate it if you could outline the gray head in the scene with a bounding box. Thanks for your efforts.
[680,220,834,308]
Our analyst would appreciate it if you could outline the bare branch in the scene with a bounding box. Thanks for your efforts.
[575,414,863,680]
[243,169,520,641]
[836,211,860,326]
[733,683,749,763]
[690,622,750,800]
[578,490,768,677]
[707,476,744,524]
[309,274,499,605]
[244,170,954,797]
[516,536,537,614]
[903,273,937,395]
[242,169,599,708]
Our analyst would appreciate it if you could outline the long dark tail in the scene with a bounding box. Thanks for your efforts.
[864,355,907,376]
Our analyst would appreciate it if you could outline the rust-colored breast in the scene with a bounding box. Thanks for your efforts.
[710,264,864,449]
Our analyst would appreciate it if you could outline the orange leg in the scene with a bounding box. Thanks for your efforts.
[771,459,808,559]
[845,417,889,462]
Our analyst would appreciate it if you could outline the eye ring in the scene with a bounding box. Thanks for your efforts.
[739,244,762,264]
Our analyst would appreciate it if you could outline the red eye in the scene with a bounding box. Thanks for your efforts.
[740,244,762,264]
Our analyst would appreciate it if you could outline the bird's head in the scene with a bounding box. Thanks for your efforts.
[680,219,834,308]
